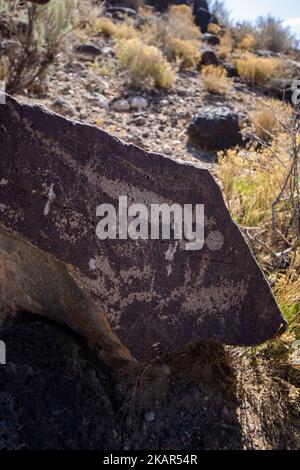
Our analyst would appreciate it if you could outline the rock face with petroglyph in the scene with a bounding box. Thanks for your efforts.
[0,95,287,360]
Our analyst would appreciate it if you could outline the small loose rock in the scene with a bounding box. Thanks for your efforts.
[144,411,155,422]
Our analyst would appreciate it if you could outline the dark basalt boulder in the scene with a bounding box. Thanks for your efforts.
[0,95,287,362]
[144,0,191,12]
[193,0,209,14]
[188,106,243,151]
[201,49,220,66]
[75,43,102,56]
[195,8,219,33]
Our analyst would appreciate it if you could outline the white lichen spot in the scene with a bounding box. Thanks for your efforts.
[165,242,178,262]
[89,258,97,271]
[165,242,178,277]
[43,184,55,216]
[206,230,224,251]
[0,178,8,186]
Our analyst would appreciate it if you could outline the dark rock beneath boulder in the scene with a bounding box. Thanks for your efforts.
[0,312,118,450]
[201,49,220,66]
[188,106,242,151]
[201,33,221,46]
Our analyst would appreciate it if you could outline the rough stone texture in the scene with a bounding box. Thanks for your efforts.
[75,43,102,56]
[0,310,299,450]
[145,0,191,12]
[0,95,287,361]
[188,106,243,151]
[195,8,218,33]
[0,311,119,450]
[0,223,131,363]
[193,0,209,13]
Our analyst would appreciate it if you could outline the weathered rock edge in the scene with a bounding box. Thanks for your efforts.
[0,94,287,360]
[0,223,132,363]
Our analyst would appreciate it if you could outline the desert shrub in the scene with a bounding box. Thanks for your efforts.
[218,109,298,254]
[116,37,175,89]
[207,23,221,35]
[251,99,292,142]
[207,0,230,26]
[235,53,283,86]
[140,3,200,69]
[93,16,138,39]
[233,20,257,44]
[114,20,140,39]
[256,15,297,53]
[239,34,256,51]
[1,0,78,93]
[202,65,232,95]
[234,16,297,53]
[166,37,200,68]
[92,16,117,36]
[219,30,232,59]
[167,4,200,41]
[0,56,9,82]
[275,267,300,332]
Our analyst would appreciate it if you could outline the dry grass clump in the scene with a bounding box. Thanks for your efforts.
[116,37,175,89]
[217,116,299,333]
[167,4,200,41]
[93,16,138,39]
[218,145,283,229]
[235,53,284,85]
[239,34,256,51]
[140,4,200,68]
[166,37,200,68]
[219,30,232,59]
[217,130,296,245]
[275,265,300,333]
[92,16,116,36]
[207,23,221,35]
[202,65,233,95]
[0,56,9,83]
[251,99,292,141]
